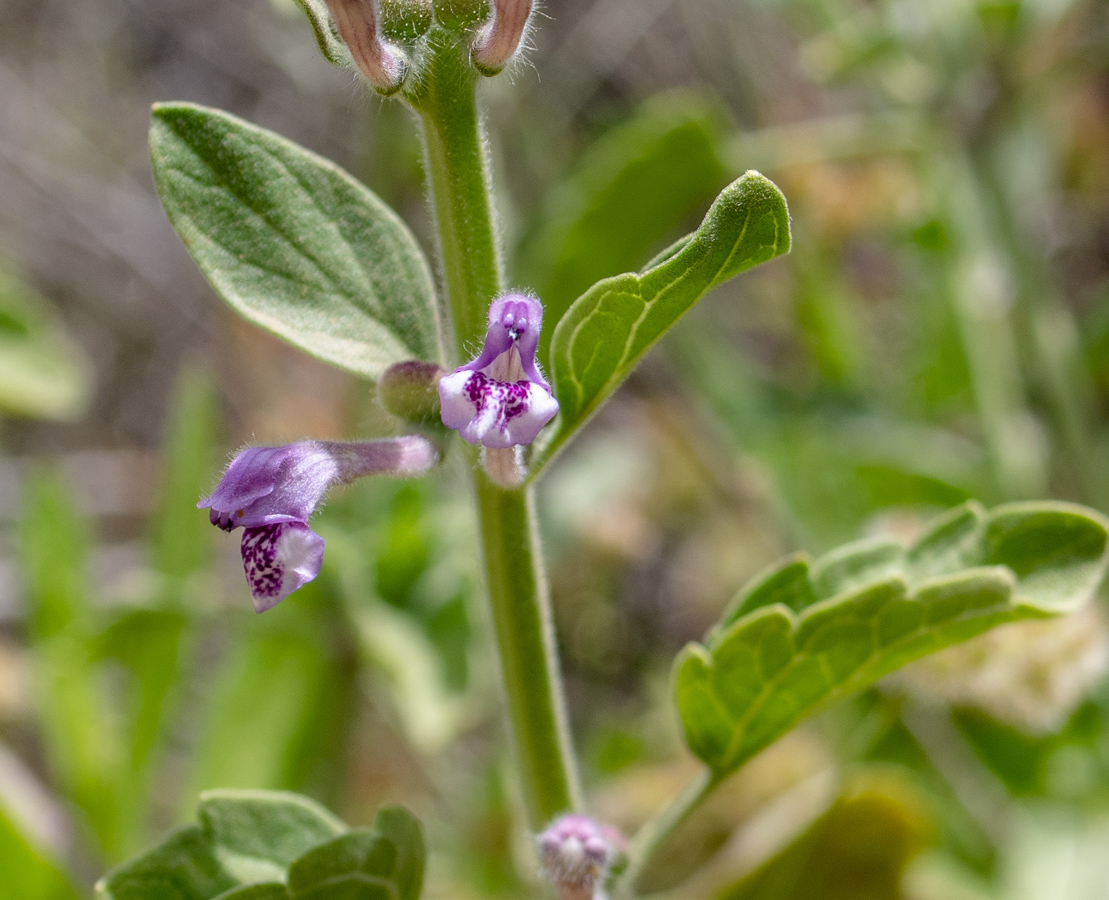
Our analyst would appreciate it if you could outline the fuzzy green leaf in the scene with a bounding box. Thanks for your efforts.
[519,93,726,368]
[94,826,237,900]
[199,791,348,885]
[286,806,424,900]
[211,886,289,900]
[676,501,1109,778]
[539,171,789,470]
[96,792,374,900]
[150,104,439,380]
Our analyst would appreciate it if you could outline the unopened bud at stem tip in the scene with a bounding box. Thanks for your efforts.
[325,0,409,93]
[471,0,534,76]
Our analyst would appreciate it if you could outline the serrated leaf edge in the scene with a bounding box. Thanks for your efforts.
[680,563,1047,776]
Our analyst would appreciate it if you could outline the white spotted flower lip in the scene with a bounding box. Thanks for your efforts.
[439,293,559,448]
[200,437,437,612]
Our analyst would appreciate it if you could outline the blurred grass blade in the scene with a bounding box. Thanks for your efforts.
[20,470,88,642]
[676,501,1109,779]
[19,471,129,860]
[0,802,81,900]
[0,269,92,422]
[186,604,346,800]
[96,610,188,783]
[150,104,440,380]
[717,773,930,900]
[150,365,220,584]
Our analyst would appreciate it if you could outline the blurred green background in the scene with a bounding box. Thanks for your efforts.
[1,0,1109,897]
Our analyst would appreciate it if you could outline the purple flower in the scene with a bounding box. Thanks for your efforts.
[439,294,559,448]
[199,437,437,612]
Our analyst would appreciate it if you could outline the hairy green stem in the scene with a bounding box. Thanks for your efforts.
[475,478,580,824]
[406,25,579,828]
[623,768,718,895]
[408,26,503,356]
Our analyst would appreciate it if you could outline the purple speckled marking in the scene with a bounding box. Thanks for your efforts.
[464,371,531,427]
[241,523,287,599]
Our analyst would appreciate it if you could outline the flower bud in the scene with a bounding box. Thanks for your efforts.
[324,0,409,94]
[379,360,447,426]
[471,0,533,76]
[537,815,618,900]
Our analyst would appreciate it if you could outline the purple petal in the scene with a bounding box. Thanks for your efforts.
[240,522,325,613]
[202,439,437,531]
[199,445,296,517]
[234,443,341,527]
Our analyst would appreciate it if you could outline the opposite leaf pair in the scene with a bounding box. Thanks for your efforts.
[96,790,425,900]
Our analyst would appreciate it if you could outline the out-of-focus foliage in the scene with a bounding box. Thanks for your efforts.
[0,269,91,421]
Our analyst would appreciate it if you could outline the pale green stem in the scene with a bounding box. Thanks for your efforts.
[622,768,718,896]
[405,25,580,828]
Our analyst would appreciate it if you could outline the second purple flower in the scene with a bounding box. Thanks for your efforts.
[200,437,437,611]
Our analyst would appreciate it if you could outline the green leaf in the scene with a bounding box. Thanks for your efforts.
[287,807,424,900]
[211,886,289,900]
[199,790,348,885]
[373,807,425,900]
[150,104,439,380]
[287,831,396,900]
[675,501,1109,778]
[290,0,351,66]
[518,93,726,367]
[95,826,238,900]
[98,793,403,900]
[539,171,789,470]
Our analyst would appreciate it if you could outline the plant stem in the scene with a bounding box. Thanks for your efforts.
[475,477,580,824]
[407,25,580,828]
[622,767,718,895]
[408,26,503,356]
